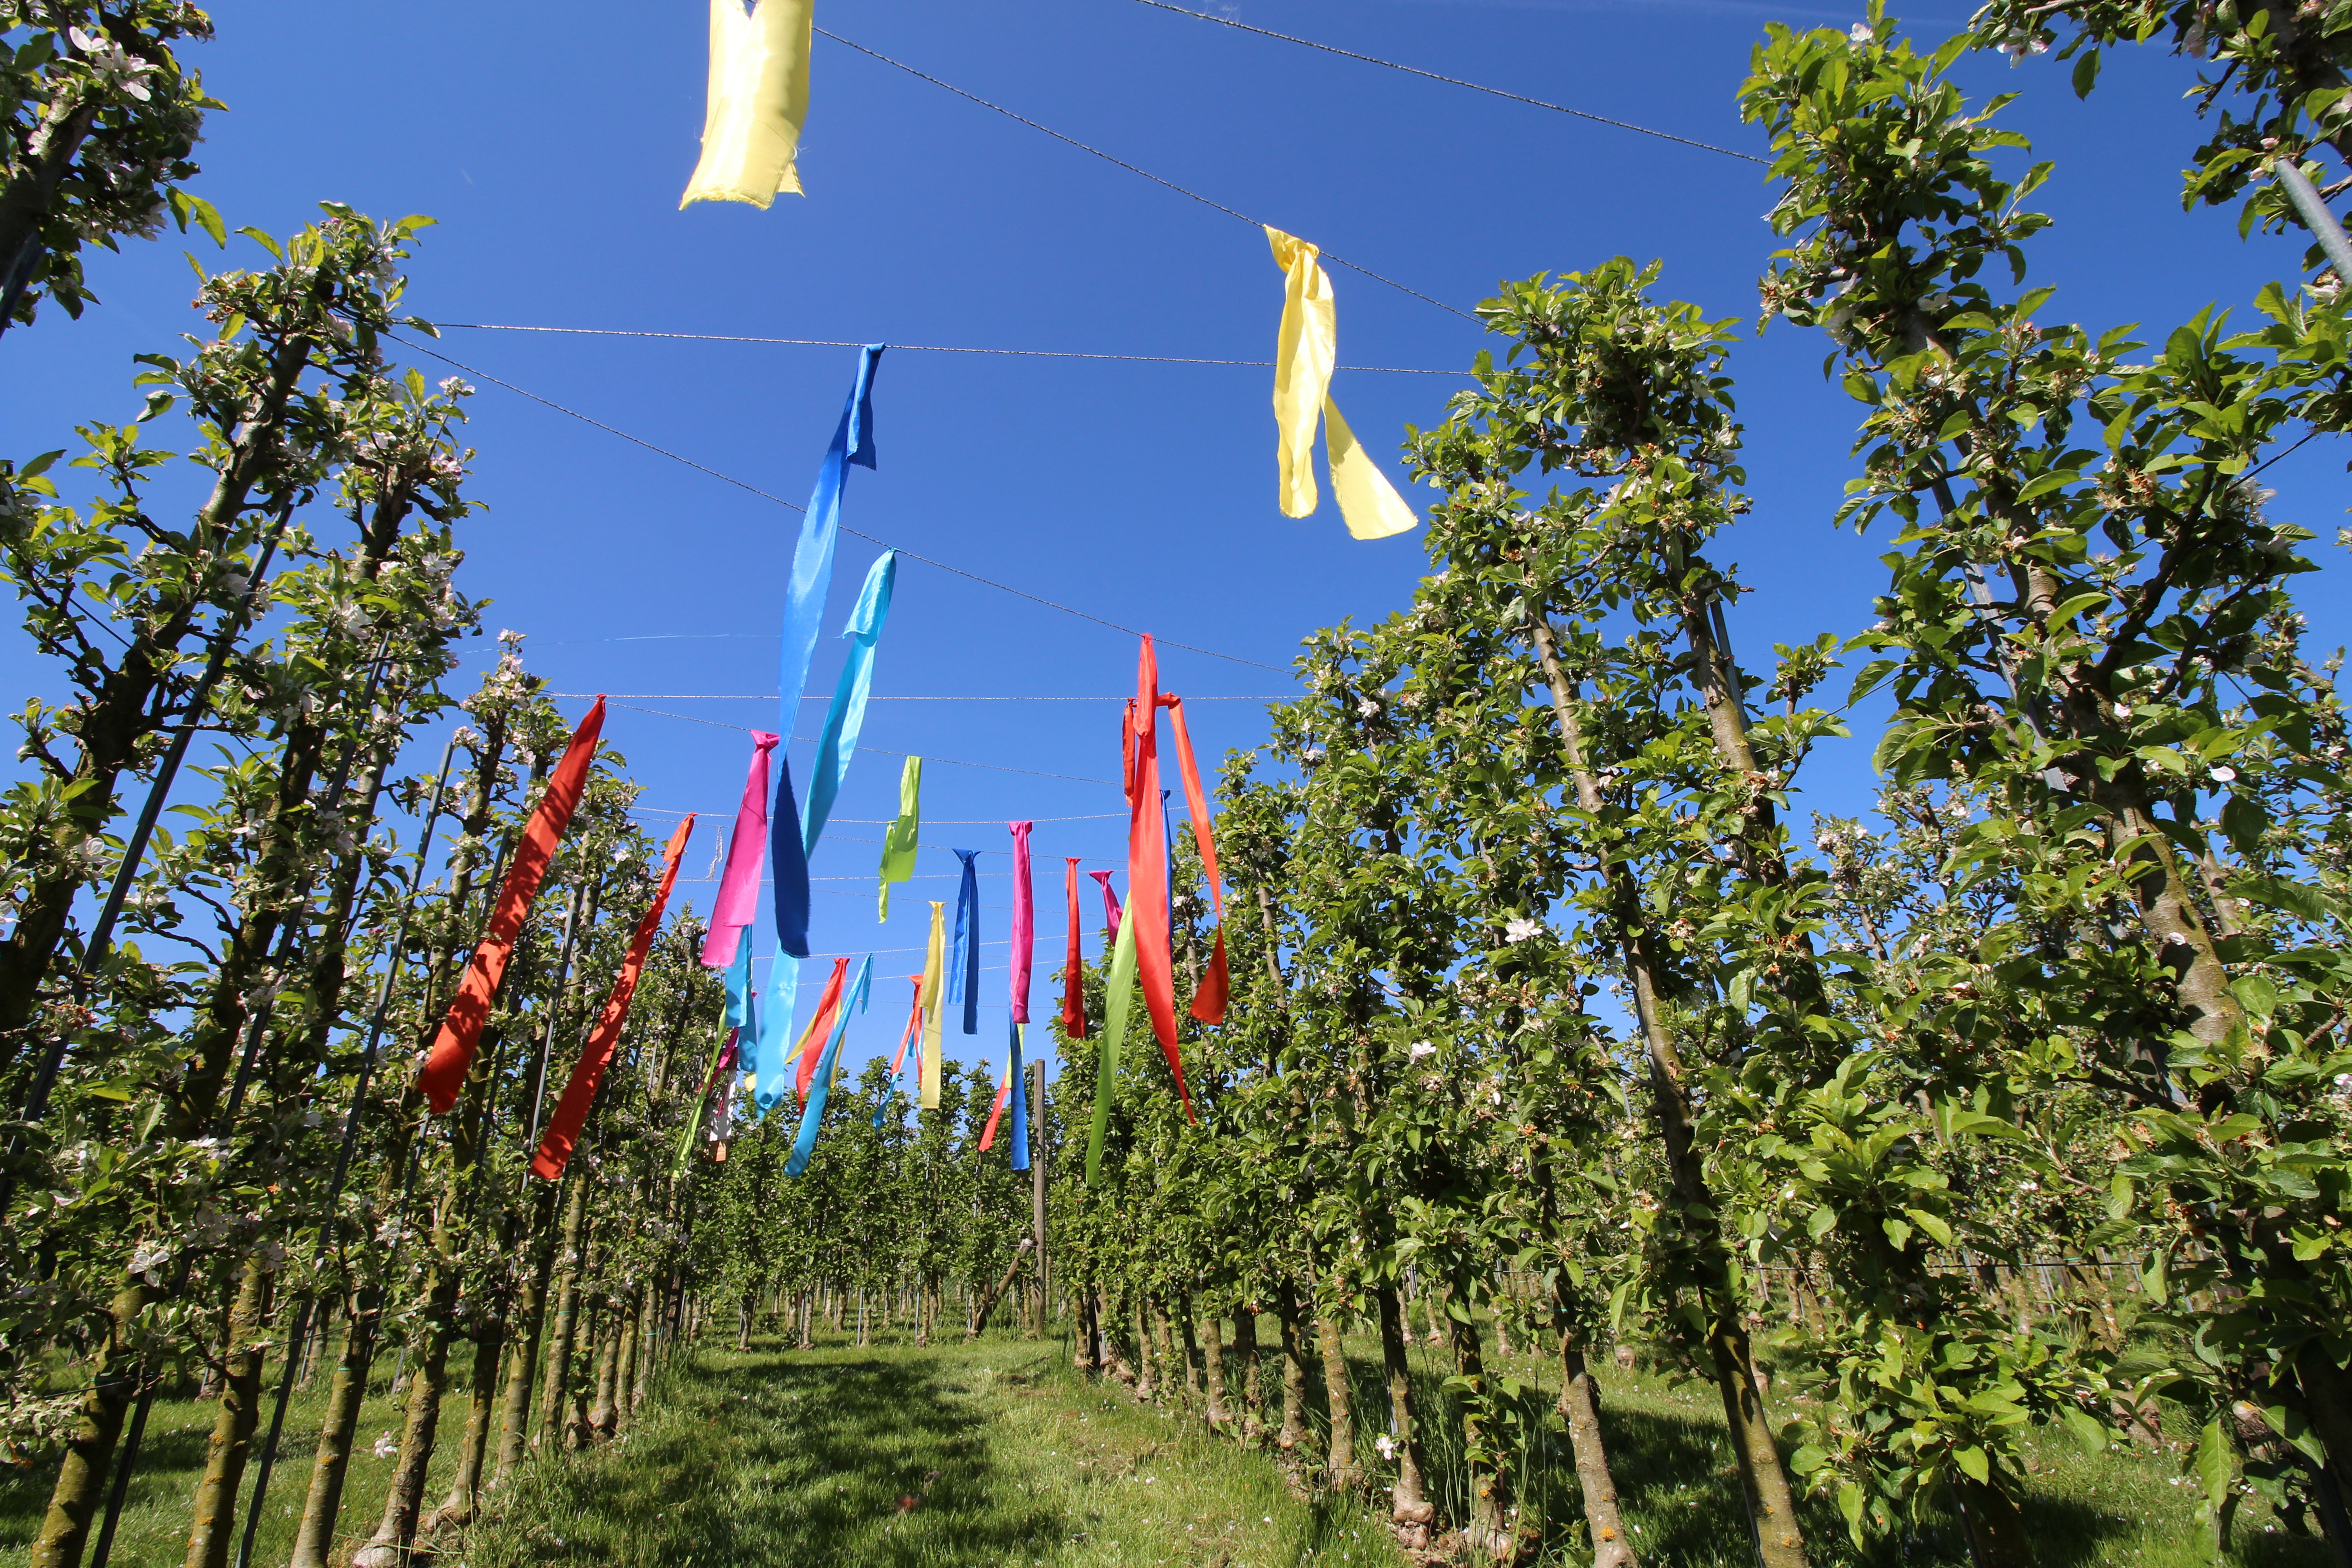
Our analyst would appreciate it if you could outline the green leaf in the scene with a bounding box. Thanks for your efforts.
[2195,1419,2233,1511]
[2072,47,2101,99]
[1807,1204,1838,1240]
[1955,1444,1990,1484]
[2062,1407,2108,1455]
[1838,1481,1867,1541]
[2234,873,2335,924]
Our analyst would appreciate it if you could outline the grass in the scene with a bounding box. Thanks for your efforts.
[5,1314,2338,1568]
[0,1360,473,1567]
[462,1330,1403,1568]
[1324,1326,2336,1568]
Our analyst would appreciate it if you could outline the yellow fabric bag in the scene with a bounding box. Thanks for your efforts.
[681,0,813,210]
[1266,226,1417,540]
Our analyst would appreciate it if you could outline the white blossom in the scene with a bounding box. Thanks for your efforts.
[373,1431,398,1459]
[2209,765,2237,783]
[1504,917,1544,943]
[1408,1041,1437,1063]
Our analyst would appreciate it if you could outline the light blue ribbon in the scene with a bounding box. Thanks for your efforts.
[779,346,884,732]
[802,549,897,852]
[751,951,801,1114]
[788,955,871,1176]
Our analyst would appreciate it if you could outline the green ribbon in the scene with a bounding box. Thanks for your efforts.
[877,755,921,920]
[1087,913,1138,1186]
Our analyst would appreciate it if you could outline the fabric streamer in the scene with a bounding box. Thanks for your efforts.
[877,755,921,918]
[1088,869,1122,938]
[771,755,812,959]
[534,816,696,1179]
[919,902,946,1109]
[1122,639,1193,1119]
[788,955,871,1176]
[419,697,605,1114]
[751,951,801,1112]
[1007,821,1034,1023]
[874,973,923,1127]
[1009,1022,1029,1172]
[1060,856,1087,1041]
[701,730,778,969]
[1160,696,1230,1023]
[720,934,755,1037]
[792,955,851,1104]
[674,1029,739,1176]
[947,848,981,1035]
[681,0,813,209]
[1086,912,1138,1185]
[1266,226,1417,542]
[769,347,883,944]
[979,1018,1015,1152]
[803,550,897,850]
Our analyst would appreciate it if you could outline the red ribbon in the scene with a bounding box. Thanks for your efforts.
[1123,639,1193,1121]
[419,697,606,1114]
[530,812,694,1178]
[1059,857,1088,1040]
[1160,695,1229,1024]
[792,956,852,1104]
[886,975,923,1078]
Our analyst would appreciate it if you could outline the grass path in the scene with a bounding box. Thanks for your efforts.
[463,1335,1404,1568]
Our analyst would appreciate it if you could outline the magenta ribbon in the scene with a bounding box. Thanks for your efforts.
[701,730,779,969]
[1009,821,1034,1023]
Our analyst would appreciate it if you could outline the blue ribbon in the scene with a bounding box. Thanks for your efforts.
[803,550,897,852]
[788,956,872,1176]
[1009,1019,1029,1173]
[772,755,811,959]
[772,345,884,962]
[779,346,884,729]
[948,848,981,1034]
[752,951,800,1114]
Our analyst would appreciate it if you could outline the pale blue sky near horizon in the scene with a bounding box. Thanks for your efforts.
[2,0,2342,1097]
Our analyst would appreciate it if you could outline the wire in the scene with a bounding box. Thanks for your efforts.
[589,699,1120,784]
[438,322,1455,375]
[1124,0,1771,167]
[816,27,1479,322]
[396,333,1292,674]
[551,691,1284,703]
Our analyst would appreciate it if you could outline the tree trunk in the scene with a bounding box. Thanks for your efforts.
[494,1179,562,1483]
[427,1313,504,1531]
[350,1255,459,1568]
[1559,1336,1639,1568]
[1529,617,1812,1568]
[538,1169,593,1446]
[1132,1294,1157,1401]
[1373,1283,1434,1529]
[1316,1297,1359,1491]
[1953,1471,2038,1568]
[1200,1307,1231,1429]
[287,1292,376,1568]
[30,1280,147,1568]
[1274,1281,1310,1454]
[1176,1293,1203,1396]
[1231,1306,1264,1444]
[180,1255,274,1568]
[589,1303,622,1440]
[607,1292,639,1438]
[1450,1311,1513,1561]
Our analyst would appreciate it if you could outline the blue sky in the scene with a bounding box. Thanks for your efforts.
[4,0,2342,1092]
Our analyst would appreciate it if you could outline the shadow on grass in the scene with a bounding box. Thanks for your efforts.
[470,1343,1069,1568]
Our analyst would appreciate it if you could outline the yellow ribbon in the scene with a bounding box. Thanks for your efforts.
[681,0,812,210]
[919,901,946,1109]
[1266,227,1417,540]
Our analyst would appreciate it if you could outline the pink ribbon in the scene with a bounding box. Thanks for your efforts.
[701,730,779,969]
[1009,821,1034,1023]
